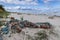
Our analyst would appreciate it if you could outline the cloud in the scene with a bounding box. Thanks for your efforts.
[4,6,20,10]
[4,6,32,10]
[43,0,60,4]
[43,0,53,3]
[0,0,38,5]
[4,5,49,12]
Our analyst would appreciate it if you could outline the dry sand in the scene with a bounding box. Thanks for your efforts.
[4,14,60,40]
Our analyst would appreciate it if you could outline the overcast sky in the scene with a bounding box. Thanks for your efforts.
[0,0,60,15]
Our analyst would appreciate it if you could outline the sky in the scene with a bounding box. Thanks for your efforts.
[0,0,60,15]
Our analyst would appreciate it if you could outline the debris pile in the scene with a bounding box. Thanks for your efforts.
[0,17,52,37]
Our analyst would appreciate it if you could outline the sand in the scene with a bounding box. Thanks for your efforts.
[3,13,60,40]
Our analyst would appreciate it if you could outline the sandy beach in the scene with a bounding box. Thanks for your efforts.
[0,0,60,40]
[3,13,60,40]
